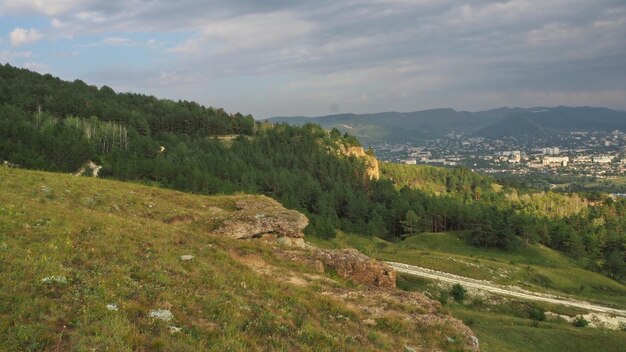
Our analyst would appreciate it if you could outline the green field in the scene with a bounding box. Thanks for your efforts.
[0,167,471,351]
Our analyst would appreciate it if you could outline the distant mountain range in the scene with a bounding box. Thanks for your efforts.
[268,106,626,143]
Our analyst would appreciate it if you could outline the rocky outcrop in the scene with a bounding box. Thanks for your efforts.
[338,145,380,180]
[214,195,476,349]
[324,288,480,351]
[216,197,394,289]
[281,248,396,289]
[215,196,308,239]
[2,160,19,168]
[313,248,396,289]
[73,161,102,177]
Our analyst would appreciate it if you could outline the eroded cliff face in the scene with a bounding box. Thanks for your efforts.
[339,145,380,180]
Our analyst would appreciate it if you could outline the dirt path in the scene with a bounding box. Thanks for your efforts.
[386,261,626,317]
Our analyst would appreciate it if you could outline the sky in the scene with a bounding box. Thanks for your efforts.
[0,0,625,118]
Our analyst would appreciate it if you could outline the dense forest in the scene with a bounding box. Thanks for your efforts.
[1,64,625,282]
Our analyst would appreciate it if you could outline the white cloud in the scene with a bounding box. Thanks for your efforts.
[9,28,43,47]
[171,11,315,56]
[102,37,132,45]
[0,50,33,62]
[3,0,624,115]
[22,61,49,72]
[2,0,87,16]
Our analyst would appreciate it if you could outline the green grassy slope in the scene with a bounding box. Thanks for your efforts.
[312,232,626,308]
[396,274,626,352]
[0,167,467,351]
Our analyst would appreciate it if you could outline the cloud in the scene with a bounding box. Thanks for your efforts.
[0,50,33,62]
[9,28,43,46]
[2,0,101,17]
[22,61,49,73]
[2,0,625,116]
[101,37,132,45]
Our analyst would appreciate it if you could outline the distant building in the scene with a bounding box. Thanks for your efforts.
[542,147,560,155]
[542,156,569,167]
[593,156,614,164]
[573,156,592,164]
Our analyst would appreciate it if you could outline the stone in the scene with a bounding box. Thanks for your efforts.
[180,255,194,261]
[469,336,479,350]
[215,196,308,239]
[276,236,308,249]
[73,161,102,177]
[41,276,68,285]
[362,319,377,326]
[149,309,173,322]
[312,248,396,289]
[258,233,278,242]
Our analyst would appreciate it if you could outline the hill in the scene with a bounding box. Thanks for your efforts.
[476,106,626,138]
[0,166,478,351]
[2,63,625,286]
[269,106,626,143]
[311,231,626,352]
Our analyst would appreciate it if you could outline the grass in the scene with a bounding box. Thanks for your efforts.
[453,308,626,352]
[397,273,626,352]
[311,231,626,309]
[0,167,464,351]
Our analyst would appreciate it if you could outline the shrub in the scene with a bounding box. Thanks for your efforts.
[438,290,449,306]
[528,307,546,321]
[463,317,476,327]
[450,284,467,304]
[573,316,589,327]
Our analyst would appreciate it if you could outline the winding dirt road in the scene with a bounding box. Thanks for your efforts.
[386,261,626,317]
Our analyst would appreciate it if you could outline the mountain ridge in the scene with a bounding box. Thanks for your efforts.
[268,106,626,143]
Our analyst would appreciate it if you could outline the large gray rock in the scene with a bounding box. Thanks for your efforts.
[215,196,308,239]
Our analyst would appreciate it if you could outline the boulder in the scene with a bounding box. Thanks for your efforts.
[276,236,308,249]
[73,160,102,177]
[313,248,396,289]
[215,196,308,239]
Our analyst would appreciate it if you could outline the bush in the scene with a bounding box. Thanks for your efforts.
[438,290,449,306]
[528,307,546,321]
[463,317,476,327]
[573,316,589,327]
[450,284,467,304]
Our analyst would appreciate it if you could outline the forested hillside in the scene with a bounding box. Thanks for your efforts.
[1,64,625,283]
[269,106,626,143]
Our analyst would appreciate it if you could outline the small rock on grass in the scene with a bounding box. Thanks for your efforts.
[149,309,173,322]
[41,276,68,284]
[180,255,194,261]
